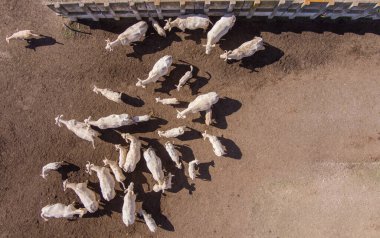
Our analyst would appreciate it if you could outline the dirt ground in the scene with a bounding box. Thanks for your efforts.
[1,1,380,237]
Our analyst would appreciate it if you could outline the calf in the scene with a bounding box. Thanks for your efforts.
[149,17,166,37]
[55,115,100,148]
[136,55,172,88]
[115,144,128,168]
[143,147,165,186]
[176,65,193,91]
[158,126,186,138]
[155,97,180,105]
[205,108,213,126]
[176,92,219,121]
[164,14,212,32]
[84,114,134,129]
[41,203,87,221]
[41,161,64,179]
[121,133,141,173]
[202,131,226,157]
[220,37,265,61]
[165,142,182,169]
[204,14,236,54]
[63,180,99,213]
[139,209,158,232]
[105,21,148,51]
[93,85,122,103]
[122,182,136,227]
[132,113,152,123]
[6,30,40,43]
[153,173,174,193]
[85,162,116,201]
[103,157,126,190]
[188,159,199,180]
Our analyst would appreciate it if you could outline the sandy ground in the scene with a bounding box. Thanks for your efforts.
[1,1,380,237]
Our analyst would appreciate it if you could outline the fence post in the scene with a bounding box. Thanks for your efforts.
[79,3,99,21]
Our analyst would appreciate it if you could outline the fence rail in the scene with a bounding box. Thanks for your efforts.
[45,0,380,21]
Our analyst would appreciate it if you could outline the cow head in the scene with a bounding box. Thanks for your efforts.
[105,39,113,51]
[203,43,214,55]
[163,18,173,31]
[220,50,232,61]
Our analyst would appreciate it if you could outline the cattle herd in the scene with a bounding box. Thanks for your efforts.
[6,14,265,233]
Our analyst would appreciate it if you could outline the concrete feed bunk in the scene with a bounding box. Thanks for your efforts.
[45,0,380,21]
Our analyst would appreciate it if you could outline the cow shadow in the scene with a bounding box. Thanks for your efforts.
[127,30,182,60]
[238,43,284,72]
[174,144,195,163]
[25,35,63,51]
[183,30,207,44]
[169,167,196,195]
[193,97,242,129]
[57,161,80,180]
[171,101,188,108]
[97,128,126,145]
[189,71,211,95]
[197,160,215,181]
[177,127,202,141]
[120,93,144,107]
[117,116,168,134]
[154,63,191,95]
[141,191,175,231]
[220,137,242,160]
[100,191,124,215]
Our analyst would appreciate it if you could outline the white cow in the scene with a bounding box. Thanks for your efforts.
[155,97,180,105]
[122,182,136,227]
[103,157,126,190]
[41,161,64,179]
[165,142,182,169]
[163,14,212,32]
[63,180,99,213]
[176,92,219,120]
[84,114,135,129]
[115,144,128,168]
[188,159,199,180]
[136,55,173,88]
[158,126,186,138]
[55,115,100,148]
[85,162,116,201]
[152,173,174,193]
[105,21,148,51]
[204,14,236,54]
[132,113,152,123]
[143,147,165,186]
[176,65,193,91]
[41,203,87,221]
[6,30,40,43]
[202,131,226,157]
[121,133,141,173]
[93,85,122,103]
[149,17,166,37]
[220,37,265,61]
[205,108,213,126]
[139,209,158,232]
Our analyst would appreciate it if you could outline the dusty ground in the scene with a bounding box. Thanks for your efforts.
[1,1,380,237]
